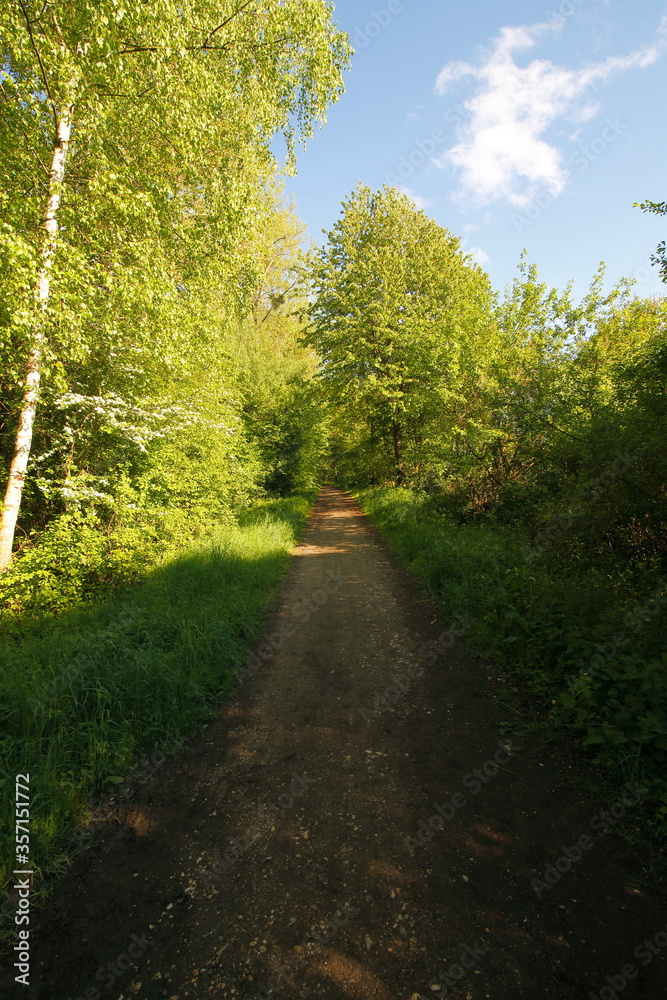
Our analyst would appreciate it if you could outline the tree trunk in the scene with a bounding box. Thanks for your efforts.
[392,420,405,486]
[0,105,73,571]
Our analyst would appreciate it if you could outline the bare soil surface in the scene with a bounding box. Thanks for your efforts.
[5,487,666,1000]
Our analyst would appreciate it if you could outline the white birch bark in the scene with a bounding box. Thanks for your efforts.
[0,105,73,570]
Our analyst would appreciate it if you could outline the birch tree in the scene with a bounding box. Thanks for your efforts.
[0,0,350,568]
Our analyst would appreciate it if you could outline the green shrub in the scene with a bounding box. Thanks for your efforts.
[358,486,667,829]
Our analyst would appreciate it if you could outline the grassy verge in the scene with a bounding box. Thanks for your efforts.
[0,492,313,916]
[357,487,667,837]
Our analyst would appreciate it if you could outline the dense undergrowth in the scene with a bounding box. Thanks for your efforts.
[358,488,667,833]
[0,492,313,911]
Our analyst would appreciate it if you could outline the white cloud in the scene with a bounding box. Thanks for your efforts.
[568,103,600,125]
[397,185,432,211]
[434,16,667,208]
[467,246,490,266]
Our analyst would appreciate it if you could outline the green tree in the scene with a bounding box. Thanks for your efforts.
[635,200,667,283]
[229,193,329,494]
[304,184,493,486]
[0,0,350,568]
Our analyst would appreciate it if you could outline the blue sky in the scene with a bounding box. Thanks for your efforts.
[280,0,667,300]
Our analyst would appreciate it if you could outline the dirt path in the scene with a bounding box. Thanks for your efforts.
[7,487,666,1000]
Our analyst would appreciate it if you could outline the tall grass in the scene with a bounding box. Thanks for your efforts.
[0,495,312,900]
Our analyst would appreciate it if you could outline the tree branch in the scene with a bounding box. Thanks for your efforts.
[201,0,256,49]
[17,0,57,133]
[120,46,159,54]
[91,82,158,100]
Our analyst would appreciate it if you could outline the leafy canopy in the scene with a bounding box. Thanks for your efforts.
[304,184,493,483]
